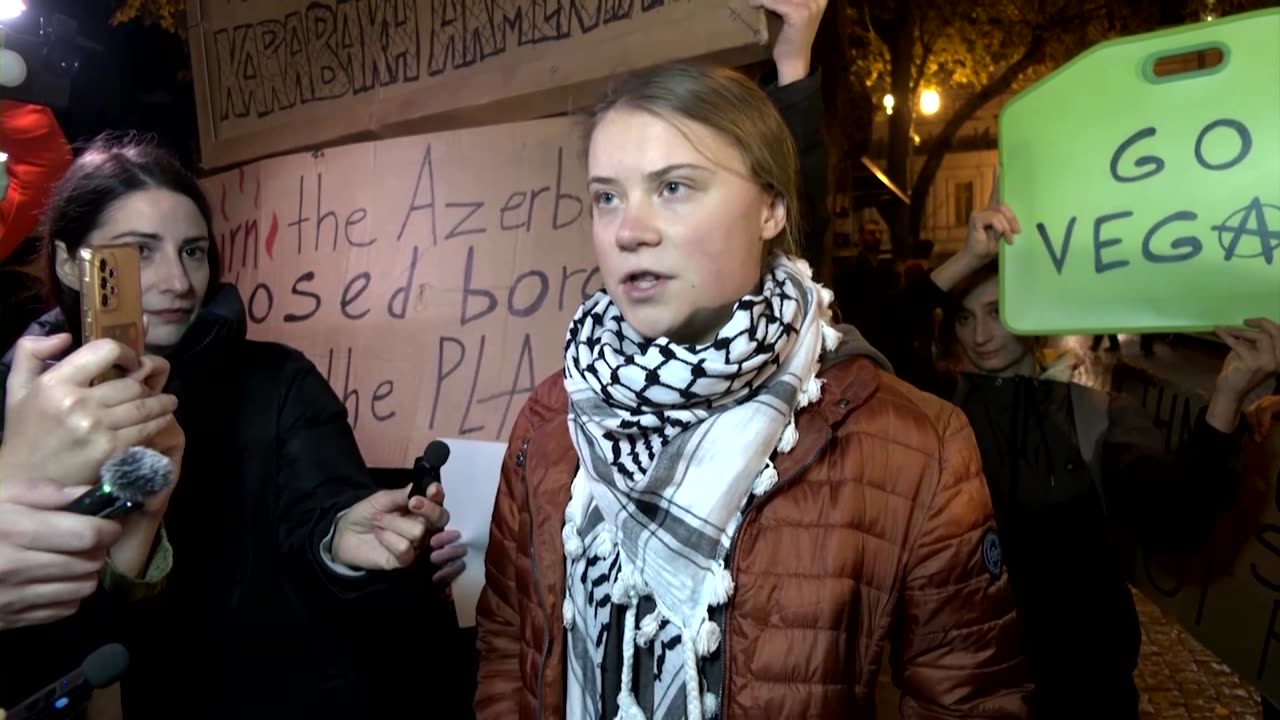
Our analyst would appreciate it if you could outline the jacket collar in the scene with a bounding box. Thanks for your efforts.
[776,354,881,481]
[165,283,248,363]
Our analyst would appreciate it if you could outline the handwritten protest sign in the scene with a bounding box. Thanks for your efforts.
[998,8,1280,335]
[1110,361,1206,454]
[186,0,771,169]
[1105,361,1280,703]
[199,116,597,468]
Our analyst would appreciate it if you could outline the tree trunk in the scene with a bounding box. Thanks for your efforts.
[812,6,847,284]
[907,37,1046,244]
[816,4,875,283]
[881,2,915,259]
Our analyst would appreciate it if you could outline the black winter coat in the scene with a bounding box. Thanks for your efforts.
[0,284,460,719]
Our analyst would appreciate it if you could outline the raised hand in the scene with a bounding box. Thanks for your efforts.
[1214,318,1280,403]
[749,0,828,85]
[962,170,1021,264]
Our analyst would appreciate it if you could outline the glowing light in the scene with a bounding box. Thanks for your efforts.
[919,89,941,116]
[0,0,26,22]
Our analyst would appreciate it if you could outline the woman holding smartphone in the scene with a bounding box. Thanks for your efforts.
[0,138,464,719]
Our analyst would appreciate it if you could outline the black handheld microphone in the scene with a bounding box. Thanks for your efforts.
[62,447,173,519]
[7,643,129,720]
[408,440,450,500]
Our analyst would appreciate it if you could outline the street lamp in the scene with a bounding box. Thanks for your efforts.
[0,0,26,22]
[919,88,941,116]
[882,93,895,115]
[0,44,26,87]
[0,0,27,88]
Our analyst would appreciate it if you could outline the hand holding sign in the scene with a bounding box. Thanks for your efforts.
[928,175,1023,293]
[749,0,828,85]
[1214,317,1280,403]
[963,170,1021,265]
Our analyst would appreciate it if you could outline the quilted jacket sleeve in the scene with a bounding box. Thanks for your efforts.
[473,409,534,718]
[893,407,1031,719]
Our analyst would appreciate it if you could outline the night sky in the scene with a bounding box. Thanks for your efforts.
[14,0,199,169]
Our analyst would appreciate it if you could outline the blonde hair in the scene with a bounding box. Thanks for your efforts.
[582,63,801,264]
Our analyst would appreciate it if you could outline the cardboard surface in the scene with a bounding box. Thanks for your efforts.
[199,114,598,468]
[1110,362,1280,704]
[187,0,770,169]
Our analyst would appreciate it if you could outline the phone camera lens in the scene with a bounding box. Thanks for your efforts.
[101,292,110,306]
[109,285,117,295]
[98,259,108,272]
[99,277,108,290]
[108,269,116,279]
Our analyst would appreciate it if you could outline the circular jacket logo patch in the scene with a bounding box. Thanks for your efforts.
[982,529,1003,579]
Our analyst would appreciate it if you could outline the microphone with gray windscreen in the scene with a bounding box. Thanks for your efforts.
[61,446,173,518]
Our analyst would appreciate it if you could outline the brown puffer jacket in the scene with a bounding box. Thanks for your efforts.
[475,339,1031,719]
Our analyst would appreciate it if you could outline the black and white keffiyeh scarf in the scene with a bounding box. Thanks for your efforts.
[561,254,840,720]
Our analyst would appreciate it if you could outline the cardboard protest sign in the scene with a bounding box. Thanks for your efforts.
[1108,362,1280,703]
[186,0,771,169]
[199,116,598,468]
[1109,361,1207,454]
[998,8,1280,335]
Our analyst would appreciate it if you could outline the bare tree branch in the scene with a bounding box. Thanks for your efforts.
[907,34,1047,243]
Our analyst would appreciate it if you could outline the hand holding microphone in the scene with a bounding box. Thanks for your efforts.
[0,477,121,630]
[0,447,174,631]
[333,440,459,573]
[0,336,180,629]
[411,441,467,585]
[6,643,129,720]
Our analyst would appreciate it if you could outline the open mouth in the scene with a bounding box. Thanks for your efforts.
[624,271,666,288]
[621,271,670,300]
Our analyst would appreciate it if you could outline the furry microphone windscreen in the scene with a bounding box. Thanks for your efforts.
[100,447,173,503]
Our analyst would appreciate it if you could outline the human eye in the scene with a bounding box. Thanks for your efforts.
[659,180,689,198]
[593,190,619,208]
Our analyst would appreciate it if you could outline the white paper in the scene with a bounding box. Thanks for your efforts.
[438,437,506,628]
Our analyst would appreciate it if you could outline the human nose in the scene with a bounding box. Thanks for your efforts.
[613,199,661,252]
[973,315,995,345]
[150,248,192,296]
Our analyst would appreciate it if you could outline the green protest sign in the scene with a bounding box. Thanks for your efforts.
[998,8,1280,335]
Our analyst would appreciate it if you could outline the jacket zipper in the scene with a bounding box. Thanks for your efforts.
[517,438,550,720]
[717,427,833,712]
